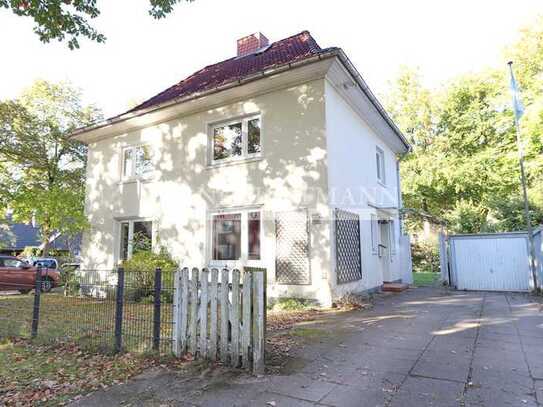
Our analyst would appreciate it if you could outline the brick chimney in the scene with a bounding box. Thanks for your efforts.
[237,32,269,57]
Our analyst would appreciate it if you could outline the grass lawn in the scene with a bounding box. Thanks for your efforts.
[0,337,191,406]
[0,292,174,354]
[413,272,440,286]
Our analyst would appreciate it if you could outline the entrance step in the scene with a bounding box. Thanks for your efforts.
[382,282,409,292]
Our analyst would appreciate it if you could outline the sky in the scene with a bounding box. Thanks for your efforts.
[0,0,541,118]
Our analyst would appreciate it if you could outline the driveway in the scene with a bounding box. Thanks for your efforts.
[72,287,543,406]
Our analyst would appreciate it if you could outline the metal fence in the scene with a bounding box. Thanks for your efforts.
[0,267,174,354]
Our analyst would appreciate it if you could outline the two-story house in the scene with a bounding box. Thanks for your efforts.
[72,31,411,306]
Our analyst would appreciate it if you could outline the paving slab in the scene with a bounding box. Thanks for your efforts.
[320,384,393,407]
[71,287,543,407]
[248,392,318,407]
[389,376,464,407]
[464,385,538,407]
[266,375,336,402]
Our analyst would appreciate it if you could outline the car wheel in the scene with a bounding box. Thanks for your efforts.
[41,278,53,293]
[18,289,31,295]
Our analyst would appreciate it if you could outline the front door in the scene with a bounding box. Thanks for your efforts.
[378,220,392,282]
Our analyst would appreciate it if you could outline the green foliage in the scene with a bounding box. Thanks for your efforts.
[0,80,101,256]
[20,246,40,258]
[413,272,439,286]
[0,0,193,49]
[20,246,70,261]
[60,264,81,296]
[132,231,153,253]
[386,17,543,233]
[0,220,15,248]
[122,247,176,302]
[271,297,312,312]
[411,240,439,274]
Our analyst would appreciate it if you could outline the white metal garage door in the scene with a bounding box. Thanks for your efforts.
[450,232,531,291]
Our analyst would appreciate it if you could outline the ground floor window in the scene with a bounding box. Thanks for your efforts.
[119,220,153,261]
[211,209,261,262]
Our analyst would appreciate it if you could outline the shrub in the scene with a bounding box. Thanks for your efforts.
[411,240,439,273]
[122,247,177,302]
[60,264,81,296]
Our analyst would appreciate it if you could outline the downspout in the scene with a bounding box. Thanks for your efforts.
[395,159,403,234]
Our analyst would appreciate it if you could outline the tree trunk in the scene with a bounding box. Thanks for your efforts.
[41,236,51,257]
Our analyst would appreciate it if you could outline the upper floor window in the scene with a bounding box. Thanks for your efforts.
[376,146,385,185]
[123,145,153,179]
[211,116,261,163]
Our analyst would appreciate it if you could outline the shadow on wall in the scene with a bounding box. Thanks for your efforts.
[83,80,332,293]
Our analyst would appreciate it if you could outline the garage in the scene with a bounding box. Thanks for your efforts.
[448,232,533,292]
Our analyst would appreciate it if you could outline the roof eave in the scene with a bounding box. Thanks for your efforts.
[70,50,340,142]
[72,48,411,154]
[334,49,411,153]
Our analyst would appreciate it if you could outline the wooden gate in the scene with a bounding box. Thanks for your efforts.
[172,267,266,373]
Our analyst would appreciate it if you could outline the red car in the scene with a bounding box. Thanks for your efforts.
[0,255,61,294]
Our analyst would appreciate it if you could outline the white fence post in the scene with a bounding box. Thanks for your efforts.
[209,268,219,360]
[189,268,199,355]
[231,269,241,367]
[199,268,209,358]
[172,269,180,356]
[219,268,229,364]
[252,269,265,374]
[179,268,189,355]
[241,271,252,368]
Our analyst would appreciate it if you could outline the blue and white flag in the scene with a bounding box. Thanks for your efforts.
[508,62,525,120]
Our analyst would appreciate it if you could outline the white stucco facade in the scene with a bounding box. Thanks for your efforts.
[78,56,410,305]
[325,80,403,296]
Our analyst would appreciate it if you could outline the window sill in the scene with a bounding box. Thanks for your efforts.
[118,177,156,186]
[206,156,263,170]
[207,260,264,269]
[377,180,387,188]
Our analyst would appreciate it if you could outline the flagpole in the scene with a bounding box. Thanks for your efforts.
[508,61,539,293]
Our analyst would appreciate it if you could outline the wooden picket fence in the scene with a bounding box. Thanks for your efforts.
[172,267,266,373]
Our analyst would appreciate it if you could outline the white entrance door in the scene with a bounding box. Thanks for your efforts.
[379,220,392,282]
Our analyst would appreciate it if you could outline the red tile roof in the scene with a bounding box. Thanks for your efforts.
[126,31,331,114]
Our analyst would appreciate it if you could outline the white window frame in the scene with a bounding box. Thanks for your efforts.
[370,214,379,254]
[121,144,154,181]
[376,146,386,185]
[209,115,262,165]
[116,219,154,263]
[208,207,263,268]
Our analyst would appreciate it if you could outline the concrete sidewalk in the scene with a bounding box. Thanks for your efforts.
[72,287,543,406]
